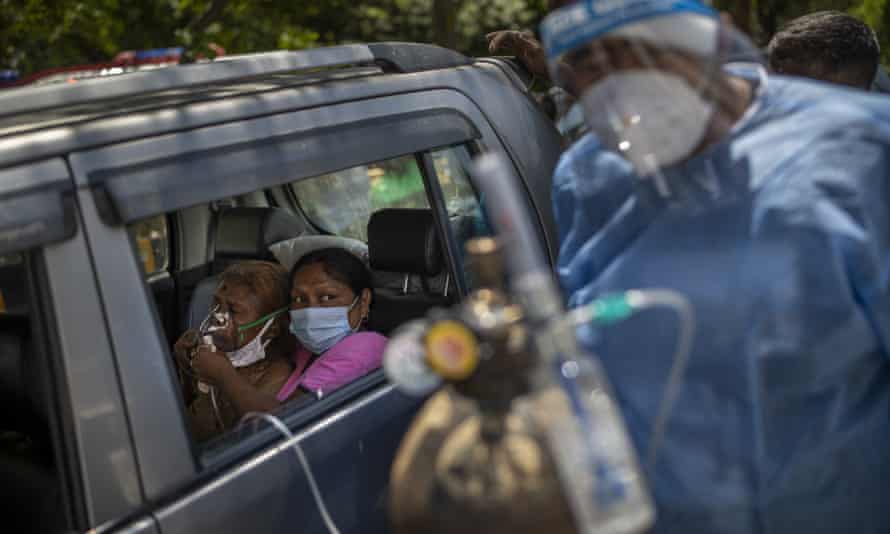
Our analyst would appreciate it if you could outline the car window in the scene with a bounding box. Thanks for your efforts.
[129,191,404,451]
[431,146,480,219]
[127,214,170,278]
[107,131,480,455]
[428,146,492,289]
[291,155,429,241]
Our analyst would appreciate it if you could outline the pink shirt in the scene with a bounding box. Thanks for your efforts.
[276,331,387,401]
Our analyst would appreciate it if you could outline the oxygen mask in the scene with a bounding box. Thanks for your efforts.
[198,304,236,351]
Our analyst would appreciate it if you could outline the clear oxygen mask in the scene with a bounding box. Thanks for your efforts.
[200,304,231,336]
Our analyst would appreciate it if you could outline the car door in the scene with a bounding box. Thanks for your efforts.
[0,159,162,534]
[68,86,552,533]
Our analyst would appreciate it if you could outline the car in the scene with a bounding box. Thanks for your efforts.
[0,42,563,533]
[0,47,218,88]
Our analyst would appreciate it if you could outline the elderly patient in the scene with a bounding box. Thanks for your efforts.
[174,261,293,441]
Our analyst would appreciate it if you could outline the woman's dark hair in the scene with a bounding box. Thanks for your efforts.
[289,247,372,297]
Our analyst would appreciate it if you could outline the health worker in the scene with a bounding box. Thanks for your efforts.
[540,1,890,533]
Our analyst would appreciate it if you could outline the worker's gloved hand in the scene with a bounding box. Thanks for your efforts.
[486,30,551,82]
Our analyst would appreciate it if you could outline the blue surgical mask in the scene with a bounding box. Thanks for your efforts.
[289,297,360,354]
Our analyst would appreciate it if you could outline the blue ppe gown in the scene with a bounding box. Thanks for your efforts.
[555,69,890,534]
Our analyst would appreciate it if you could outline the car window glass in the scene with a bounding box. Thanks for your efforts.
[291,155,429,241]
[0,251,72,532]
[127,214,169,278]
[429,146,492,289]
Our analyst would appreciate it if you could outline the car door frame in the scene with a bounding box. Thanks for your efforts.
[0,158,162,533]
[67,88,550,533]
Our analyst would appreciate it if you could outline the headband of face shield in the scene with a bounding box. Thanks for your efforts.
[541,1,762,178]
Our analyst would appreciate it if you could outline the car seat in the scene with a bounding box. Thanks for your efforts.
[183,207,305,330]
[366,208,454,335]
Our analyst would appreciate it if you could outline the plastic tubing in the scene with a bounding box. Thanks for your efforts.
[624,290,695,470]
[240,412,342,534]
[570,289,695,471]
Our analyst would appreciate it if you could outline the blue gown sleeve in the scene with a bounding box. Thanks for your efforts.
[553,137,636,299]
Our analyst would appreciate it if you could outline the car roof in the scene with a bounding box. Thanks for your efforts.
[0,43,470,123]
[0,43,477,157]
[0,43,561,263]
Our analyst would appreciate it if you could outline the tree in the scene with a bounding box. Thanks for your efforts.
[0,0,224,74]
[6,1,886,77]
[850,0,890,64]
[712,0,882,50]
[1,0,547,75]
[433,0,463,49]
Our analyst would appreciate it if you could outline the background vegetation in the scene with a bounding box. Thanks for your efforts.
[3,0,888,76]
[715,0,890,62]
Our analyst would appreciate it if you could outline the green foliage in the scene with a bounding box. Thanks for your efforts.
[5,0,888,76]
[2,0,548,75]
[714,0,888,64]
[850,0,890,64]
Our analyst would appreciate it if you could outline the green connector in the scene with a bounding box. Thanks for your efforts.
[590,294,634,324]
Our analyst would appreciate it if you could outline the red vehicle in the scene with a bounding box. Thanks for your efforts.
[2,45,224,88]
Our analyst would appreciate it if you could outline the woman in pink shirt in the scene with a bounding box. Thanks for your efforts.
[276,247,387,402]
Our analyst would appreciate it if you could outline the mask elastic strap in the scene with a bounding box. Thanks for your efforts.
[257,315,277,350]
[238,307,288,344]
[347,295,361,332]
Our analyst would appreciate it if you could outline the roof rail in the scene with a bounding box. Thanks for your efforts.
[0,43,471,121]
[368,42,471,73]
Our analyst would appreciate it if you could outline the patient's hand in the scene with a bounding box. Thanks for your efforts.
[192,345,237,386]
[174,329,200,369]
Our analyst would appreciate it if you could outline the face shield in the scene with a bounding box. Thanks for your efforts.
[541,1,762,182]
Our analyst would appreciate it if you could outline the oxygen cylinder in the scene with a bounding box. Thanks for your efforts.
[387,238,578,534]
[386,154,655,534]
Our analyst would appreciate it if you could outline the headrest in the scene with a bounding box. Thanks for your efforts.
[185,275,221,330]
[213,207,304,269]
[368,209,443,276]
[270,235,369,271]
